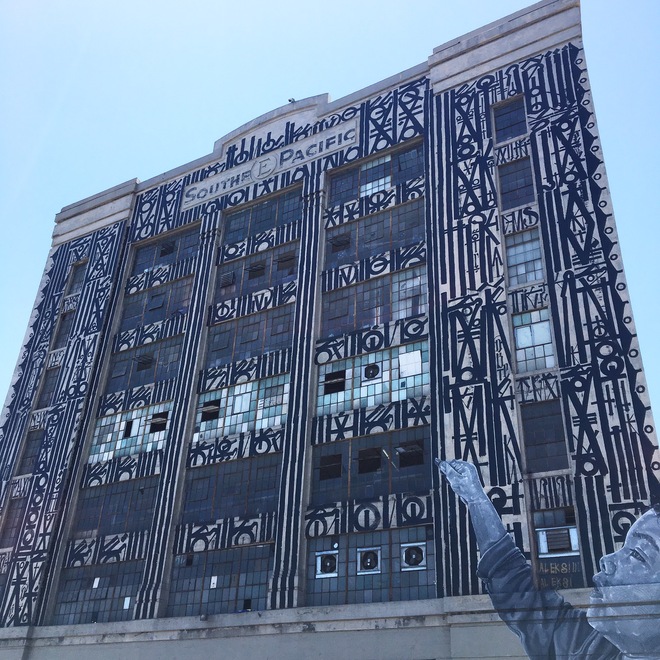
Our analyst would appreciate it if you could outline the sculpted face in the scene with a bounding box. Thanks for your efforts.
[587,510,660,655]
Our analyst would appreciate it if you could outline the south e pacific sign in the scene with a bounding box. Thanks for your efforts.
[181,120,358,211]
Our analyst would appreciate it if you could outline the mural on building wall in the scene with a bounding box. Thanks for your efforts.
[431,42,659,602]
[0,25,657,634]
[440,458,660,659]
[0,223,125,625]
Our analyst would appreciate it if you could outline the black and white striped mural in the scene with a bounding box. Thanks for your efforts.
[0,35,656,628]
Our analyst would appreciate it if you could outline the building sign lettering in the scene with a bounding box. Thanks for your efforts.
[181,120,358,211]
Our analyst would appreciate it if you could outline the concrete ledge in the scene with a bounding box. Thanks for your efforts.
[428,0,581,93]
[0,591,601,660]
[52,179,138,246]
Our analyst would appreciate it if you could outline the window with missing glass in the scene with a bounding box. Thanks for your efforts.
[119,277,193,332]
[328,143,423,207]
[493,96,527,143]
[498,158,535,210]
[512,308,555,373]
[105,336,183,394]
[310,427,430,507]
[205,305,294,369]
[214,244,299,303]
[325,200,424,270]
[521,400,568,473]
[321,266,427,338]
[506,228,543,286]
[223,188,302,245]
[131,227,199,276]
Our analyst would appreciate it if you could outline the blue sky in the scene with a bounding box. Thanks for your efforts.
[1,0,658,420]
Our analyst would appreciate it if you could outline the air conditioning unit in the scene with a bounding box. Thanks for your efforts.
[315,551,338,578]
[364,363,380,380]
[401,543,426,571]
[357,547,381,575]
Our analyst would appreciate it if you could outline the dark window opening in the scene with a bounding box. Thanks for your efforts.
[200,399,221,422]
[247,263,266,279]
[36,368,60,410]
[135,355,154,372]
[149,412,168,433]
[277,255,296,275]
[358,447,381,474]
[53,312,76,350]
[319,454,342,480]
[397,441,424,468]
[323,370,346,395]
[159,241,176,257]
[123,420,133,438]
[330,234,351,252]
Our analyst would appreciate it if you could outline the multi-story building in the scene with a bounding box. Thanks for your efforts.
[0,0,657,657]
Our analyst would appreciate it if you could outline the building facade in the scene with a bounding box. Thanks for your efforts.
[0,0,657,657]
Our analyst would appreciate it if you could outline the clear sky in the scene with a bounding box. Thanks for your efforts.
[1,0,658,420]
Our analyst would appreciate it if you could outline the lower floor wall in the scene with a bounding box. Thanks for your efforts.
[0,590,599,660]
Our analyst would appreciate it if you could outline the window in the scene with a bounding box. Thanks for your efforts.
[105,337,183,394]
[0,498,26,548]
[311,427,430,507]
[513,308,555,373]
[396,441,424,468]
[36,368,60,409]
[119,277,193,332]
[323,370,346,395]
[53,312,76,350]
[149,412,168,433]
[223,189,302,244]
[316,342,429,417]
[499,158,534,210]
[17,430,45,475]
[195,375,290,438]
[319,454,342,480]
[321,266,428,338]
[358,448,381,474]
[131,227,199,276]
[521,400,568,473]
[494,96,527,143]
[506,228,543,286]
[206,306,294,369]
[66,262,87,296]
[325,199,424,269]
[534,508,579,557]
[328,144,423,206]
[215,244,299,303]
